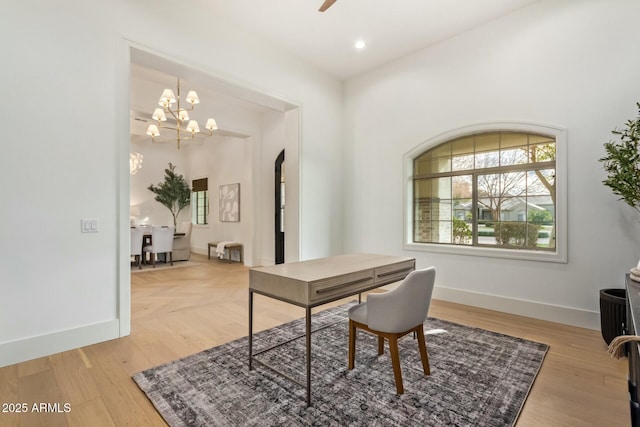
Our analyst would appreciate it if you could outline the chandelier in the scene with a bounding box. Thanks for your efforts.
[130,152,143,175]
[145,78,217,149]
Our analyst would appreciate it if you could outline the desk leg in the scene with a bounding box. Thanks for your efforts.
[306,306,312,407]
[249,290,254,371]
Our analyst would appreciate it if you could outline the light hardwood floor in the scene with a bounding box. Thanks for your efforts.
[0,254,630,426]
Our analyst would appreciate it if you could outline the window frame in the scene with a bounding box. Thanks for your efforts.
[403,122,567,263]
[192,177,209,226]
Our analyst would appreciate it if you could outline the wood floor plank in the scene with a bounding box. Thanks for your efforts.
[0,253,631,425]
[50,350,100,406]
[65,397,116,427]
[0,364,20,427]
[18,369,68,427]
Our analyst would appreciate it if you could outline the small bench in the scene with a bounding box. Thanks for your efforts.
[208,242,243,264]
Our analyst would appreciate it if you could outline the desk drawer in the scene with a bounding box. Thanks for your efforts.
[310,271,375,302]
[375,260,415,284]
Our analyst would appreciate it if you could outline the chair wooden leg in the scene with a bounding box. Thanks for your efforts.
[388,335,404,394]
[152,253,156,268]
[169,252,173,266]
[378,336,384,355]
[348,320,356,370]
[136,255,141,269]
[416,324,430,375]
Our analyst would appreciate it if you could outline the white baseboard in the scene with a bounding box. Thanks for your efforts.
[431,286,600,330]
[0,319,121,368]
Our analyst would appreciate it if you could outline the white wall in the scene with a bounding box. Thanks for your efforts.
[0,0,342,367]
[130,138,190,227]
[343,0,640,329]
[185,135,256,264]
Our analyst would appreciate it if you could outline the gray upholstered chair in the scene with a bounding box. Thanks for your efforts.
[143,226,175,267]
[130,227,144,269]
[348,266,436,394]
[172,221,192,261]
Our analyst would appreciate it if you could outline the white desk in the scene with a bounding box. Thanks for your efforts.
[248,253,415,406]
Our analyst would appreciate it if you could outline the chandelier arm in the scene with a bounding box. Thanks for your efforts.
[150,134,196,143]
[157,123,181,131]
[164,108,181,123]
[196,130,214,137]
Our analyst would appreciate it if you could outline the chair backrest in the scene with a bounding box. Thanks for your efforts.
[151,226,175,253]
[138,224,152,235]
[178,221,192,235]
[130,227,144,256]
[367,267,436,333]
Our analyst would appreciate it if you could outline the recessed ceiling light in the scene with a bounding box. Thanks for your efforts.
[354,40,366,49]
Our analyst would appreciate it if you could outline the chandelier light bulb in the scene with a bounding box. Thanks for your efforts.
[158,89,176,107]
[178,109,190,123]
[186,120,200,134]
[152,108,167,122]
[186,90,200,105]
[146,124,160,137]
[205,118,218,131]
[130,152,143,175]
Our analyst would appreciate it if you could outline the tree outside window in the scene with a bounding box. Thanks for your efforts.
[412,131,556,251]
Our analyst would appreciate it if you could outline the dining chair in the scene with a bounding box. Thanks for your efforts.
[130,227,144,269]
[143,226,175,267]
[348,266,436,394]
[173,221,193,261]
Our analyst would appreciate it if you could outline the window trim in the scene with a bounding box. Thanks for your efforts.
[192,177,209,226]
[403,122,567,263]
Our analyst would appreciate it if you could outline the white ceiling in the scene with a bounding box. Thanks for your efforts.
[202,0,541,79]
[131,1,542,138]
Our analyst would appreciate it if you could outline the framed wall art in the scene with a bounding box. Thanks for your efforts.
[219,183,240,222]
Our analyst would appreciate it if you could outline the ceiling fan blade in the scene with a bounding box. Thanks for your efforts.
[318,0,337,12]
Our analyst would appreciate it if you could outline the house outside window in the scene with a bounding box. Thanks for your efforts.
[405,124,567,263]
[192,178,208,225]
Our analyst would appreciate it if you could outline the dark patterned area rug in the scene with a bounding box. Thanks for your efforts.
[133,303,548,426]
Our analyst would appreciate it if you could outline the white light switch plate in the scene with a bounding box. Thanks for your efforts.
[81,218,99,233]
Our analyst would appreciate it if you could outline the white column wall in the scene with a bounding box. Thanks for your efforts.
[343,0,640,329]
[0,0,342,366]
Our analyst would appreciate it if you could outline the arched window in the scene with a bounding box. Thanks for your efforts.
[405,125,566,262]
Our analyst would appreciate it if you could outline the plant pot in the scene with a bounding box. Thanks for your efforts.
[600,288,627,346]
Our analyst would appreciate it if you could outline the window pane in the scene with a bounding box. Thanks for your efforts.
[451,136,474,155]
[474,133,500,152]
[527,170,553,196]
[452,154,474,171]
[475,150,500,169]
[193,190,209,225]
[414,179,432,199]
[452,175,472,198]
[432,177,452,200]
[500,132,528,149]
[414,156,451,174]
[493,221,537,247]
[530,141,556,162]
[500,148,528,166]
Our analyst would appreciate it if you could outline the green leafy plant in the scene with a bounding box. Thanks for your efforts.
[599,103,640,213]
[452,218,472,244]
[494,222,541,248]
[148,163,191,227]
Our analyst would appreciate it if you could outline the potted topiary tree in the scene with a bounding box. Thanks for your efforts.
[598,102,640,346]
[148,162,191,227]
[600,102,640,214]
